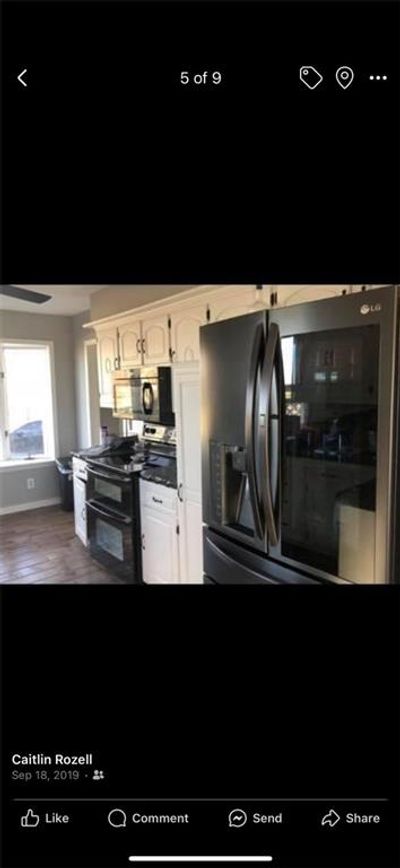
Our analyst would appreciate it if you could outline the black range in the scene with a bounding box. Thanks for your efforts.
[85,426,177,582]
[86,454,143,583]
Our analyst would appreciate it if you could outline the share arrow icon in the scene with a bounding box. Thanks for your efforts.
[321,809,341,828]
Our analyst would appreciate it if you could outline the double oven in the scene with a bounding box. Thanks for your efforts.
[85,458,142,582]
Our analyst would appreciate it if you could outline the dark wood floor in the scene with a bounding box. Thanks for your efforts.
[0,506,123,584]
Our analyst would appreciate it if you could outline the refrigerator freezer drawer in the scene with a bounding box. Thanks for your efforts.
[203,527,317,585]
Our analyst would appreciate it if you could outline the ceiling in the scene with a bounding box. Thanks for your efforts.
[0,286,107,316]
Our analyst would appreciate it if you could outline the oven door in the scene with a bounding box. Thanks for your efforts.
[86,500,137,581]
[86,466,133,515]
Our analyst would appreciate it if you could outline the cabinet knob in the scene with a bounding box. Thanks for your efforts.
[141,533,146,550]
[177,483,184,502]
[152,496,163,504]
[136,338,141,353]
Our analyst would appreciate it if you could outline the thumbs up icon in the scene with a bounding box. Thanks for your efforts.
[21,809,40,827]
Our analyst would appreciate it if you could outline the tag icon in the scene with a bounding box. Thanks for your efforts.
[336,66,354,89]
[300,66,323,90]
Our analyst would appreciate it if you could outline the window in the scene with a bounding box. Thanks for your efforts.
[0,342,57,462]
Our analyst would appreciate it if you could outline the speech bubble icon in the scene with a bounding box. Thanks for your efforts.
[108,809,127,828]
[228,809,248,828]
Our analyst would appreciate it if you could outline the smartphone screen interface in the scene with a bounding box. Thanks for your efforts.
[1,2,399,867]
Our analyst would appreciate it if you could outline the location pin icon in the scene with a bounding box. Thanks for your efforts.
[336,66,354,89]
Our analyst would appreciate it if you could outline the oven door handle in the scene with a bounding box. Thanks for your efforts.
[85,500,132,525]
[87,467,132,484]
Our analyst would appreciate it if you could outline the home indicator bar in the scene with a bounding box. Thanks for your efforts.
[128,859,273,864]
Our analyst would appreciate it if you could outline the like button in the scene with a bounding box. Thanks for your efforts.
[21,809,40,827]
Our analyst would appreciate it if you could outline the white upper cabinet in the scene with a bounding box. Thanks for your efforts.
[275,286,349,307]
[95,314,170,408]
[141,314,171,365]
[73,473,87,547]
[209,285,259,322]
[97,328,119,407]
[118,321,142,368]
[169,305,208,363]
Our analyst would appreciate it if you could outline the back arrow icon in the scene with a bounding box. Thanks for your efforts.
[17,69,28,87]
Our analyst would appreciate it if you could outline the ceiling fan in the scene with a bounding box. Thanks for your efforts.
[0,285,52,304]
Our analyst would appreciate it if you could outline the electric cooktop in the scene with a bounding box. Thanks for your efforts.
[87,452,177,488]
[87,454,145,475]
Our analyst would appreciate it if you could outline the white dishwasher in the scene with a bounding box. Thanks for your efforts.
[72,457,88,546]
[139,479,179,583]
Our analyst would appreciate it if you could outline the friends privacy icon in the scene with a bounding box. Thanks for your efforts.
[299,66,323,89]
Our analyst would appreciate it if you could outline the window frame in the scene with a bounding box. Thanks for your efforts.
[0,339,59,464]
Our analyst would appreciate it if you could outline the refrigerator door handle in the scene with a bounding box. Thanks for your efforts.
[245,322,265,539]
[264,322,284,547]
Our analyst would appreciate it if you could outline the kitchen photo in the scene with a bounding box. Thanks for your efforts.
[0,283,399,585]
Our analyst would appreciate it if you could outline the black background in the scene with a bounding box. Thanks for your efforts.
[2,587,399,867]
[1,0,400,284]
[1,1,400,867]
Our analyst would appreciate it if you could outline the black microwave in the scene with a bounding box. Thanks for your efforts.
[112,366,174,425]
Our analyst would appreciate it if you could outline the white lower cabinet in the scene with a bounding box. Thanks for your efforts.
[139,480,179,583]
[177,498,203,583]
[72,460,88,546]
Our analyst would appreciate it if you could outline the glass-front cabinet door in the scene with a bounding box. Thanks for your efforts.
[279,325,380,582]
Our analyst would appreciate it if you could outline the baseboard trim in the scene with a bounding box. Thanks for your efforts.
[0,497,61,516]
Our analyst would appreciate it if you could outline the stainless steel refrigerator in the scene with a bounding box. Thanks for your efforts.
[200,286,400,584]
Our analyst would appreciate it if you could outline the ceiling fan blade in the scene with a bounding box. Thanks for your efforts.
[0,286,52,304]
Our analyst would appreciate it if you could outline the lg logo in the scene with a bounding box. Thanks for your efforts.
[360,303,382,315]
